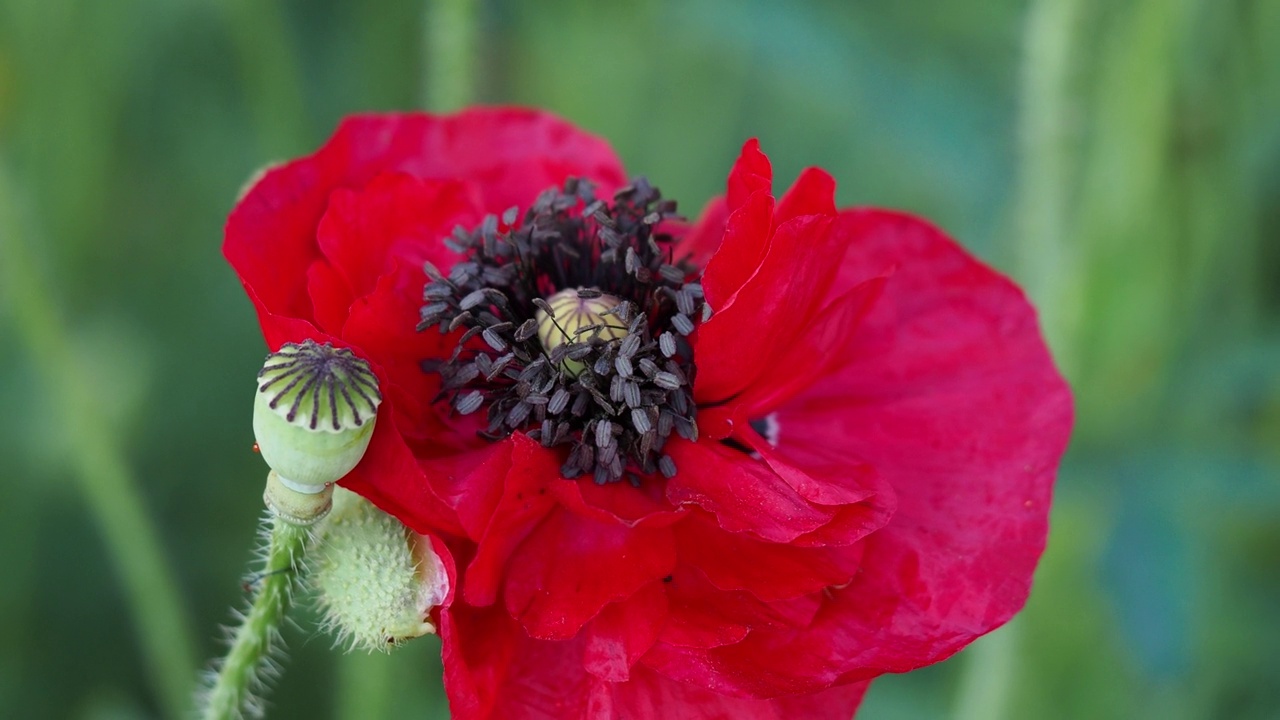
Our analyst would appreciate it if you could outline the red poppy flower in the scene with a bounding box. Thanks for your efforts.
[225,107,1072,719]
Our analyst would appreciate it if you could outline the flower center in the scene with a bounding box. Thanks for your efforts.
[418,178,704,484]
[535,288,626,376]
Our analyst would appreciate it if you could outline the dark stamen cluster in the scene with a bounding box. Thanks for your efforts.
[417,178,705,484]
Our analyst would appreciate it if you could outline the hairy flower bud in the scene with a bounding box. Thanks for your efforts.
[311,488,449,651]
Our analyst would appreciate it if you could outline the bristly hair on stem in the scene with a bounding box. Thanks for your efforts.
[418,177,705,485]
[197,515,312,720]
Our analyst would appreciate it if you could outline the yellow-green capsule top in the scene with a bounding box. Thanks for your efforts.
[252,340,381,490]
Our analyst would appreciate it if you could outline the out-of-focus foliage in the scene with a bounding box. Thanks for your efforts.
[0,0,1277,718]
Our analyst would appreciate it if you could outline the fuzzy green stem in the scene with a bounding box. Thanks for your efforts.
[201,518,310,720]
[422,0,479,110]
[0,161,198,720]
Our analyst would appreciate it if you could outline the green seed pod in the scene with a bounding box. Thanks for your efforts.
[252,340,381,490]
[535,288,625,376]
[311,488,449,651]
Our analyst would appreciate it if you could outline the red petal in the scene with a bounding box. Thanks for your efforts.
[725,139,772,212]
[695,151,850,414]
[701,191,774,312]
[769,681,871,720]
[225,107,627,327]
[664,437,835,543]
[596,666,869,720]
[247,291,327,353]
[787,497,898,549]
[463,437,557,607]
[672,196,728,271]
[693,214,841,405]
[737,275,888,423]
[441,603,869,720]
[421,441,515,539]
[225,173,328,323]
[441,604,588,720]
[696,273,887,440]
[650,562,822,658]
[698,139,781,310]
[747,432,883,510]
[656,564,749,650]
[648,563,825,663]
[324,109,627,214]
[674,514,865,601]
[305,259,355,334]
[315,173,478,300]
[339,404,464,537]
[504,505,677,640]
[340,261,457,444]
[774,167,836,223]
[583,581,669,682]
[651,209,1073,696]
[548,471,684,529]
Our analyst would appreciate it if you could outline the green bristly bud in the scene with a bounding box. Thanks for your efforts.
[253,340,381,488]
[312,488,449,652]
[535,288,625,376]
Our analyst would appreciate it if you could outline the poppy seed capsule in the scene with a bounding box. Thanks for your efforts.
[253,341,381,522]
[535,288,625,376]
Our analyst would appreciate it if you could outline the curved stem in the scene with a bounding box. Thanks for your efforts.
[423,0,479,110]
[0,162,198,719]
[1014,0,1085,365]
[953,620,1020,720]
[201,517,311,720]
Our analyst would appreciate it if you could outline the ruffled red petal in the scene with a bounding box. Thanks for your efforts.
[503,504,677,641]
[695,211,845,406]
[701,191,773,310]
[441,603,869,720]
[646,209,1072,697]
[461,438,556,607]
[672,196,728,271]
[673,513,865,601]
[663,438,837,542]
[548,472,684,530]
[226,106,627,329]
[774,167,837,223]
[725,139,772,211]
[339,262,456,440]
[583,582,668,682]
[316,173,477,305]
[599,666,868,720]
[305,260,354,335]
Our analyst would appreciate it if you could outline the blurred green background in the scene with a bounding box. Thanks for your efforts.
[1,0,1278,718]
